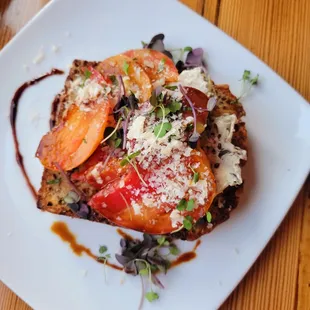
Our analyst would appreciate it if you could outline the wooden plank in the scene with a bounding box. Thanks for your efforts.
[179,0,204,14]
[203,0,220,24]
[217,0,310,308]
[298,177,310,310]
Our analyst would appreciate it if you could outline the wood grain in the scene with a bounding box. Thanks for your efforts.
[0,0,309,309]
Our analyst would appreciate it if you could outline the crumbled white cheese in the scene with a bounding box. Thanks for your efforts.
[179,67,209,94]
[213,114,247,193]
[131,201,142,215]
[90,166,103,184]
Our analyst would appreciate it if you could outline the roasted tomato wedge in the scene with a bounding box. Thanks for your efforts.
[36,100,111,171]
[88,149,216,234]
[98,55,152,102]
[71,146,129,190]
[182,86,209,133]
[124,49,178,86]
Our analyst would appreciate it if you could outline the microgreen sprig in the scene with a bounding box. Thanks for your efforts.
[234,69,259,103]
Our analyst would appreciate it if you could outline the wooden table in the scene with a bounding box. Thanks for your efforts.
[0,0,309,309]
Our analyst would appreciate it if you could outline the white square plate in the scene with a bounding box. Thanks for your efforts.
[0,0,309,309]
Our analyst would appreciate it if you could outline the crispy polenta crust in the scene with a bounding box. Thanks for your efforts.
[37,64,247,240]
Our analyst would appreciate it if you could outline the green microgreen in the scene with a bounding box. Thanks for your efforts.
[145,292,159,302]
[99,245,108,254]
[206,211,212,223]
[189,165,200,183]
[84,69,91,80]
[176,199,187,211]
[123,61,129,75]
[46,178,61,185]
[186,199,195,211]
[164,85,178,91]
[157,236,167,246]
[183,46,193,52]
[139,268,149,276]
[154,122,172,138]
[169,245,180,256]
[234,69,259,103]
[167,101,182,113]
[156,107,170,118]
[183,215,193,231]
[120,150,141,167]
[141,40,147,47]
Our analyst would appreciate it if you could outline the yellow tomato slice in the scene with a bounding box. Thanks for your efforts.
[124,49,179,86]
[98,55,152,102]
[36,100,111,171]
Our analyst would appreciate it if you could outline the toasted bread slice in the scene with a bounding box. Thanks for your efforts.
[37,63,247,239]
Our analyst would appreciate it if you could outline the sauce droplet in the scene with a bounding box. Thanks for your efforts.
[51,221,122,271]
[116,228,134,241]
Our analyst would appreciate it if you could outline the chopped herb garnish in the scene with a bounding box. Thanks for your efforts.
[145,291,159,302]
[177,199,187,211]
[99,245,108,254]
[120,150,141,167]
[157,236,166,246]
[183,46,193,52]
[206,211,212,223]
[123,61,129,75]
[186,199,195,211]
[164,85,178,91]
[83,138,87,144]
[169,245,180,256]
[154,122,172,138]
[183,215,193,231]
[158,58,166,73]
[47,178,61,185]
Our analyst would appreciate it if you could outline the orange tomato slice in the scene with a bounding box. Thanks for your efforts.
[98,55,152,102]
[36,100,111,171]
[88,149,216,234]
[124,49,178,86]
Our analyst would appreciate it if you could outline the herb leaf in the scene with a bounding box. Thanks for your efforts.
[169,245,180,256]
[167,101,182,113]
[157,236,167,246]
[183,46,193,52]
[164,85,178,91]
[139,268,149,276]
[250,74,259,85]
[186,199,195,211]
[145,291,159,302]
[242,70,251,81]
[154,122,172,138]
[176,199,187,211]
[206,211,212,223]
[99,245,108,254]
[183,215,193,231]
[84,69,91,80]
[120,151,141,167]
[193,172,199,183]
[123,61,129,75]
[47,178,61,185]
[156,107,170,118]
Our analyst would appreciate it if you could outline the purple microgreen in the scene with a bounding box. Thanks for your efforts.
[122,110,132,150]
[185,47,204,68]
[143,33,173,59]
[151,274,165,289]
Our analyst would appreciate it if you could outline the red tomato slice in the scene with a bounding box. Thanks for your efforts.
[124,49,178,86]
[88,149,216,234]
[182,86,209,133]
[36,100,111,171]
[98,55,152,102]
